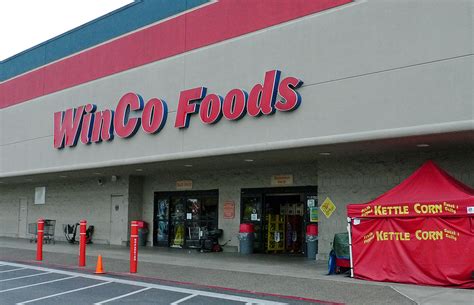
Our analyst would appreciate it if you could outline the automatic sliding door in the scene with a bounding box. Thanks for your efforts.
[184,194,219,248]
[241,194,263,252]
[201,195,218,232]
[170,196,186,247]
[185,197,201,248]
[241,187,317,254]
[155,198,169,246]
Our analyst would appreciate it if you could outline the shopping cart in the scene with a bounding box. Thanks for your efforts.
[28,220,56,244]
[44,220,56,244]
[28,223,37,243]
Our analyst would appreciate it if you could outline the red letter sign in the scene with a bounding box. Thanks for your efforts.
[91,109,114,143]
[114,93,144,138]
[199,94,223,124]
[222,89,247,120]
[275,77,303,112]
[247,70,281,117]
[53,106,85,149]
[174,87,207,128]
[142,98,168,134]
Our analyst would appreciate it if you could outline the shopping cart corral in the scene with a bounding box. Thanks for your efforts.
[28,219,56,244]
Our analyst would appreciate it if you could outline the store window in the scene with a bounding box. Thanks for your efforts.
[154,190,218,248]
[241,186,317,254]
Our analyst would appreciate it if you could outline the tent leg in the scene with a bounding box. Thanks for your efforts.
[347,217,354,278]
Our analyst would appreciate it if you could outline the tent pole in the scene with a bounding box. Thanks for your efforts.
[347,217,354,278]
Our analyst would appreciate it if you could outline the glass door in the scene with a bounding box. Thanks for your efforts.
[169,196,186,247]
[200,194,219,237]
[185,197,201,248]
[154,190,219,248]
[241,193,263,252]
[241,187,317,254]
[155,198,169,247]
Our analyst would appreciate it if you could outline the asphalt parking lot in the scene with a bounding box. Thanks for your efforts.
[0,261,339,305]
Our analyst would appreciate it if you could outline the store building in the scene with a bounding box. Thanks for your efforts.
[0,0,472,260]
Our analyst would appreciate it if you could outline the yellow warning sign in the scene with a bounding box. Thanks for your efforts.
[320,197,336,218]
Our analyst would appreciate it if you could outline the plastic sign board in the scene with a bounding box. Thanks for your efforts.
[176,180,193,190]
[34,187,46,204]
[271,174,294,186]
[223,201,235,219]
[53,70,303,149]
[310,207,319,222]
[320,197,336,218]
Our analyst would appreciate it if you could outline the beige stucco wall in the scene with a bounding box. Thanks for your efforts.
[0,176,130,244]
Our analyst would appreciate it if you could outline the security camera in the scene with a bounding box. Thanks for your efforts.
[97,178,104,186]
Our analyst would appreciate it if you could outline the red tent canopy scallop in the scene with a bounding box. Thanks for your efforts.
[347,160,474,218]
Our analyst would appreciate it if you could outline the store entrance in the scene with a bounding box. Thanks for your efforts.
[241,187,317,254]
[153,190,218,248]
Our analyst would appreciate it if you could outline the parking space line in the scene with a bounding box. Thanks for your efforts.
[0,267,26,273]
[0,271,52,282]
[171,294,197,305]
[0,276,77,293]
[17,281,111,305]
[94,287,151,304]
[0,261,287,305]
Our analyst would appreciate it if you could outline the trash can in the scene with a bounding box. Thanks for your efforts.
[136,221,149,247]
[238,223,254,255]
[306,224,318,259]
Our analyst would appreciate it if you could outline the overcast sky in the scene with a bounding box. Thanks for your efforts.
[0,0,133,61]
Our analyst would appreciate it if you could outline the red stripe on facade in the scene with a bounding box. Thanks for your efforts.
[0,0,352,109]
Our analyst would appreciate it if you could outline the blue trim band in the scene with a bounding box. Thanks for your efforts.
[0,0,208,82]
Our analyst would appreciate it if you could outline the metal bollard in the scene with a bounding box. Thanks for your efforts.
[36,219,44,261]
[130,221,138,273]
[79,220,87,267]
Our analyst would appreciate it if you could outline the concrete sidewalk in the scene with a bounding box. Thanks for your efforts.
[0,237,471,305]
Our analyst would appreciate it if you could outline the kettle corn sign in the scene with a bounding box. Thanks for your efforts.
[363,228,460,245]
[360,202,460,217]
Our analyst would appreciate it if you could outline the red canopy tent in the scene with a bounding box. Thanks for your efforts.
[347,160,474,288]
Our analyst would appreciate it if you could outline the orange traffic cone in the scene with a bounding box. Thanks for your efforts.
[94,255,105,274]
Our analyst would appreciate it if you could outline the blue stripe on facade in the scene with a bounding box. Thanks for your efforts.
[0,0,208,82]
